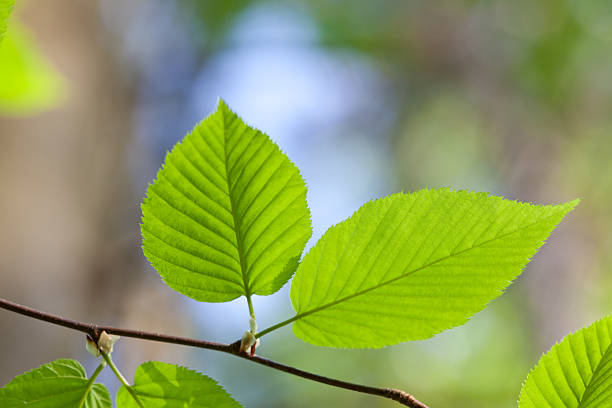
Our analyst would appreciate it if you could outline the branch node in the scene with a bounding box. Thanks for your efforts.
[229,339,243,354]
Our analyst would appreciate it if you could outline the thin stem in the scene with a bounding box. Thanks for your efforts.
[255,314,298,338]
[0,297,427,408]
[0,297,228,353]
[100,352,129,385]
[246,295,255,319]
[101,351,144,408]
[77,362,105,408]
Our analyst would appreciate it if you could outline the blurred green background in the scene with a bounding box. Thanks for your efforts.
[0,0,610,407]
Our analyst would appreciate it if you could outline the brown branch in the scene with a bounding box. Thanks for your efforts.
[0,297,428,408]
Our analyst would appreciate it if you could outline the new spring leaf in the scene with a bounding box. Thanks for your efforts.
[117,361,242,408]
[0,359,111,408]
[289,189,578,348]
[141,100,312,303]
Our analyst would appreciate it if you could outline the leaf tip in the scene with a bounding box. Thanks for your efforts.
[216,97,229,111]
[215,97,238,118]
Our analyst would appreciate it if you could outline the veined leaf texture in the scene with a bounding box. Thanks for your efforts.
[519,315,612,408]
[289,190,578,348]
[141,100,312,303]
[0,359,111,408]
[117,362,242,408]
[142,101,579,352]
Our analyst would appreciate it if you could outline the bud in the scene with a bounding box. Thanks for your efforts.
[250,338,260,357]
[97,331,120,354]
[86,335,100,357]
[240,330,256,354]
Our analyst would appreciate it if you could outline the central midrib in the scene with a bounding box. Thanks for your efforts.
[220,110,252,301]
[257,209,565,336]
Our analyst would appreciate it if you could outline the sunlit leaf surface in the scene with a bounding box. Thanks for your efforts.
[290,189,578,348]
[117,361,242,408]
[519,315,612,407]
[0,359,111,408]
[142,100,312,302]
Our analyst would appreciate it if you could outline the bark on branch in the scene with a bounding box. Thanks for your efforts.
[0,297,428,408]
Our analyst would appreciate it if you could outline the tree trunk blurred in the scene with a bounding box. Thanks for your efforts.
[0,0,161,384]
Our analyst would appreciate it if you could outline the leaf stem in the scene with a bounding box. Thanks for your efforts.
[0,296,427,408]
[255,314,299,338]
[77,362,105,408]
[101,351,144,408]
[246,295,255,319]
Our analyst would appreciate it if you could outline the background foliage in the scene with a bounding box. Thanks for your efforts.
[0,0,610,407]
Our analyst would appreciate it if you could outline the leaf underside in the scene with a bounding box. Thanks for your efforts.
[141,99,312,302]
[290,189,579,348]
[0,359,111,408]
[117,361,242,408]
[518,315,612,408]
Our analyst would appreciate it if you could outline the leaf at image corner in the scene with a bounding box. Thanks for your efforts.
[117,361,242,408]
[0,0,16,42]
[290,189,579,348]
[141,100,312,302]
[0,22,66,115]
[518,314,612,407]
[0,359,111,408]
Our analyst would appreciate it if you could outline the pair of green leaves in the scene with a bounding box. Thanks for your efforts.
[140,100,611,405]
[142,99,579,349]
[1,101,607,406]
[0,360,242,408]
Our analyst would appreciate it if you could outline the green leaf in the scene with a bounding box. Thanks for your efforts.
[518,315,612,408]
[117,361,242,408]
[288,189,578,348]
[0,21,66,115]
[0,0,16,42]
[0,359,111,408]
[141,100,312,303]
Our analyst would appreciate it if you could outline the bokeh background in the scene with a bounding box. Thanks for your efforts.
[1,1,611,407]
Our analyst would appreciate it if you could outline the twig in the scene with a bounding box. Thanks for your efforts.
[0,297,428,408]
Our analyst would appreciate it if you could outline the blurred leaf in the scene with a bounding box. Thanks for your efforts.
[182,0,251,52]
[142,100,312,303]
[0,0,15,42]
[0,359,111,408]
[514,5,582,106]
[570,0,612,42]
[191,1,250,34]
[0,21,65,115]
[518,315,612,407]
[307,0,406,54]
[289,189,578,348]
[117,361,242,408]
[396,94,493,189]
